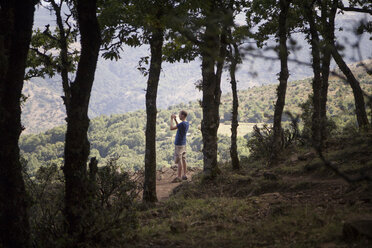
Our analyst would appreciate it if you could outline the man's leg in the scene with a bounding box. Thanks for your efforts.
[177,157,183,179]
[175,146,182,179]
[172,155,182,182]
[182,157,187,177]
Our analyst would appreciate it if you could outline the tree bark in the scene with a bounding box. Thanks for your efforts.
[330,45,369,128]
[216,30,227,91]
[272,0,290,154]
[319,0,337,141]
[63,0,101,240]
[0,1,35,247]
[228,42,240,170]
[305,4,322,147]
[143,27,164,203]
[201,9,223,180]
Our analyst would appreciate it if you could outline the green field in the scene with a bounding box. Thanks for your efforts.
[218,122,264,137]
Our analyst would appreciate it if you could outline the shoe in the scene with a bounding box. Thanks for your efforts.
[172,177,182,183]
[182,175,188,180]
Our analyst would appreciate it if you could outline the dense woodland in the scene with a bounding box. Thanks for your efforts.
[1,0,371,247]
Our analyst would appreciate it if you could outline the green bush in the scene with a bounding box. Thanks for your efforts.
[299,96,337,143]
[247,124,274,160]
[23,158,138,248]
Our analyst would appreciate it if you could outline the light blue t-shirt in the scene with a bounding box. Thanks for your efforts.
[174,121,189,146]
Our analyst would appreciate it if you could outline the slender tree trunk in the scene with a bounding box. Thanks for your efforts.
[305,4,322,147]
[319,0,337,141]
[216,30,227,89]
[229,53,240,170]
[228,42,240,170]
[63,0,101,240]
[0,1,35,247]
[201,12,223,180]
[330,45,369,128]
[143,28,164,203]
[272,0,290,154]
[51,0,71,110]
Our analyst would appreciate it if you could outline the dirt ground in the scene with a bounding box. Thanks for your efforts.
[155,166,200,201]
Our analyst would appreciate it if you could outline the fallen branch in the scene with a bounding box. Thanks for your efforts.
[315,146,372,183]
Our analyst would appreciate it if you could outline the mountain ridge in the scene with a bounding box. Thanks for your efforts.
[22,9,371,134]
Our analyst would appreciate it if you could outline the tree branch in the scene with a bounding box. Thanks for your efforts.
[65,13,73,38]
[30,48,53,65]
[177,28,202,46]
[338,5,372,15]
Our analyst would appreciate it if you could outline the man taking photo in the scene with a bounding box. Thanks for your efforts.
[170,110,189,182]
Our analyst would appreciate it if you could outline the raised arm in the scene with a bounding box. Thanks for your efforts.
[170,114,178,130]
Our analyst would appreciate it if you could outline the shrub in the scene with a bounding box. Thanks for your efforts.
[23,157,138,248]
[299,96,337,143]
[247,124,274,160]
[247,114,302,161]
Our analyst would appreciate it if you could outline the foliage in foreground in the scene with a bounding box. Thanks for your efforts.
[23,158,138,247]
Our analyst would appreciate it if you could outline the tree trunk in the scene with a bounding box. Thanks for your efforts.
[229,42,240,171]
[330,45,369,128]
[272,0,290,154]
[50,0,71,110]
[201,12,223,180]
[319,0,337,141]
[0,1,35,247]
[63,0,101,240]
[216,30,227,90]
[143,28,164,203]
[305,4,322,147]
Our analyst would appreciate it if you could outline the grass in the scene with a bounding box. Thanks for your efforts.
[131,194,370,248]
[127,131,372,248]
[218,122,264,137]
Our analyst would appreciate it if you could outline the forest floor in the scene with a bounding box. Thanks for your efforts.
[129,132,372,248]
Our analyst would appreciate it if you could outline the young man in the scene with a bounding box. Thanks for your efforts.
[170,110,189,182]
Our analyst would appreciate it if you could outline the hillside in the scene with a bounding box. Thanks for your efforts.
[20,64,372,175]
[22,78,66,133]
[21,9,372,134]
[129,130,372,247]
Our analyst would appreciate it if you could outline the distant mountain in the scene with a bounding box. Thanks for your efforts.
[22,8,372,134]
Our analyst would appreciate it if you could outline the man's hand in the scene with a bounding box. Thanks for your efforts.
[170,114,178,130]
